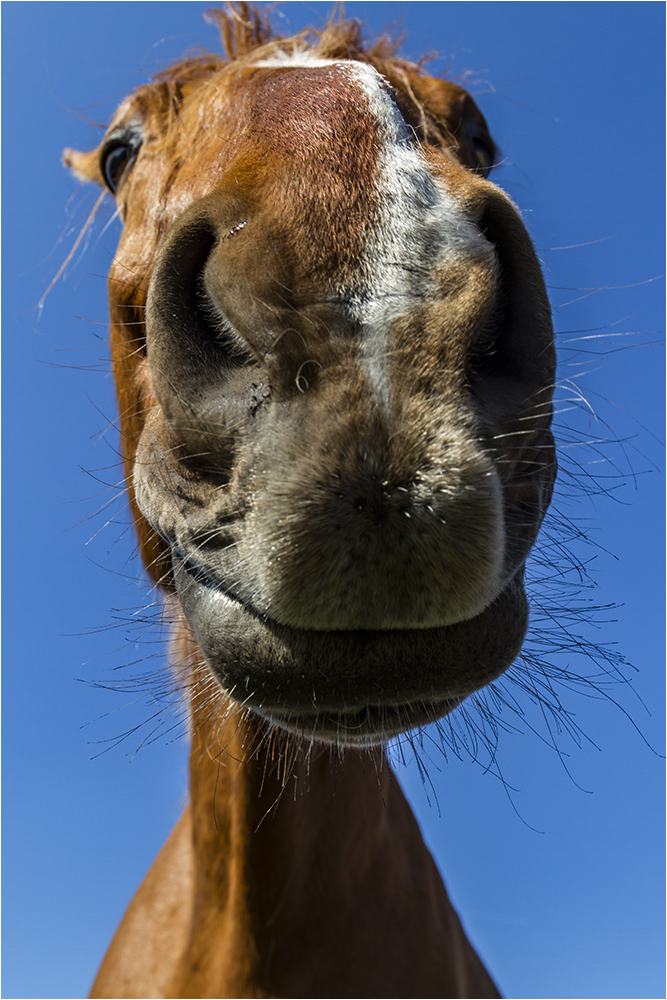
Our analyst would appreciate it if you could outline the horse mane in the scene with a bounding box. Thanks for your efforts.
[151,4,395,85]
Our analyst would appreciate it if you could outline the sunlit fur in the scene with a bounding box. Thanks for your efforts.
[66,5,559,997]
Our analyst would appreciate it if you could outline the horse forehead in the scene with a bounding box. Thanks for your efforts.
[184,59,487,305]
[238,60,409,158]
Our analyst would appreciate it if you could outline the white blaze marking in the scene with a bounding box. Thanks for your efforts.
[254,48,349,69]
[341,61,486,411]
[251,52,489,411]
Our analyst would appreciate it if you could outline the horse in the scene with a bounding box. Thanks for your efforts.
[65,5,557,996]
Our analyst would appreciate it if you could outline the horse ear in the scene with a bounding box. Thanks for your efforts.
[63,147,103,185]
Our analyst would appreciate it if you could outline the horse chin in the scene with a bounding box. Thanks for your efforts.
[260,697,464,747]
[173,557,529,746]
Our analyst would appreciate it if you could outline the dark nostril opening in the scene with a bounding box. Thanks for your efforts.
[149,219,254,368]
[467,203,555,398]
[195,273,254,365]
[159,219,217,297]
[467,209,527,389]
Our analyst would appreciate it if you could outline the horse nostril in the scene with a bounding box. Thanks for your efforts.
[196,276,254,365]
[148,217,255,369]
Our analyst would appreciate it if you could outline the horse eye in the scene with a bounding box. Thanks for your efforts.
[100,123,143,193]
[101,141,139,194]
[471,136,494,178]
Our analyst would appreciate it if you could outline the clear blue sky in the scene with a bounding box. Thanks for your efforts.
[3,3,664,998]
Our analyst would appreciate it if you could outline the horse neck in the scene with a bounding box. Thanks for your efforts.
[179,619,405,991]
[187,690,396,919]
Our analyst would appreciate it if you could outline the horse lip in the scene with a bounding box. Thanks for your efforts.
[173,556,474,713]
[174,554,297,630]
[174,552,466,636]
[177,554,243,607]
[172,552,527,743]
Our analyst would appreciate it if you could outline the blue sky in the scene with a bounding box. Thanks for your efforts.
[3,3,664,998]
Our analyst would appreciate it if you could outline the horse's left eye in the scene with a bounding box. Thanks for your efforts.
[102,144,133,194]
[100,125,143,194]
[471,136,494,178]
